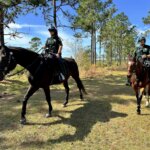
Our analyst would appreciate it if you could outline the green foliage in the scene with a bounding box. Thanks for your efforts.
[0,0,48,47]
[1,0,47,25]
[73,0,116,65]
[29,37,42,53]
[100,12,137,65]
[73,0,114,32]
[143,11,150,24]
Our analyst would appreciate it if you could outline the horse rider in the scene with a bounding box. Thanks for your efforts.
[42,26,65,82]
[126,37,150,86]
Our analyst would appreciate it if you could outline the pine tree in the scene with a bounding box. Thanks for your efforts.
[0,0,46,49]
[73,0,114,64]
[100,13,137,65]
[143,11,150,24]
[29,37,42,53]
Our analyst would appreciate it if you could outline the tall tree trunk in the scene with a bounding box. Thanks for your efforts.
[93,26,96,65]
[99,40,102,63]
[119,46,122,65]
[91,25,94,64]
[110,42,113,66]
[53,0,57,27]
[99,26,102,64]
[102,54,105,65]
[0,6,4,48]
[91,23,96,65]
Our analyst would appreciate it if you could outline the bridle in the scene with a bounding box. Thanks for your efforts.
[0,49,16,76]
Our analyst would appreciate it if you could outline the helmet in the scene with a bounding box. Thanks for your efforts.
[48,26,58,36]
[48,26,57,32]
[138,37,146,43]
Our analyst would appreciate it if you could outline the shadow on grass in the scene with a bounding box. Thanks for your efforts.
[140,113,150,116]
[23,99,127,146]
[0,73,131,148]
[47,100,127,143]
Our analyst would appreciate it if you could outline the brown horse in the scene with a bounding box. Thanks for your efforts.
[128,56,150,114]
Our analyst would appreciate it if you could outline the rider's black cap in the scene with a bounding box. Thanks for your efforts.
[48,26,57,32]
[138,37,146,43]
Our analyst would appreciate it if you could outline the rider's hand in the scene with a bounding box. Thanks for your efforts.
[56,53,60,58]
[142,55,147,59]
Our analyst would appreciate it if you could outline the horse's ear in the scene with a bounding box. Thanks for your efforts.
[128,54,133,61]
[128,54,131,60]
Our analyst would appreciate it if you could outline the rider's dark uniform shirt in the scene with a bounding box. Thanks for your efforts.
[45,36,63,54]
[134,45,150,61]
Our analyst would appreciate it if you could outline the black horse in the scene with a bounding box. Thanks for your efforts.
[0,46,86,124]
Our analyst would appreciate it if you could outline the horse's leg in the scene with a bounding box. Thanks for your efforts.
[72,76,84,100]
[136,89,143,115]
[147,84,150,106]
[146,95,150,107]
[21,86,39,124]
[145,86,150,107]
[146,86,150,107]
[43,86,53,118]
[63,81,70,107]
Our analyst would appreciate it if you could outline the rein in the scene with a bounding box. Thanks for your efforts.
[6,49,43,78]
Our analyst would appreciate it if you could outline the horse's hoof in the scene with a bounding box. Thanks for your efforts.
[145,102,150,107]
[45,113,52,118]
[17,100,21,103]
[137,111,141,115]
[63,104,67,107]
[80,95,83,100]
[20,118,26,125]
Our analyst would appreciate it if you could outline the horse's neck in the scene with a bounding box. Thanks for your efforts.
[135,62,149,82]
[11,48,39,73]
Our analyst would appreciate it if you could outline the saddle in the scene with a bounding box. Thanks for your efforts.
[41,53,68,84]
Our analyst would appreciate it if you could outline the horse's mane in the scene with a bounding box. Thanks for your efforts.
[8,46,39,55]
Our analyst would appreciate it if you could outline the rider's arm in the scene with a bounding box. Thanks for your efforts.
[57,37,63,55]
[58,45,63,54]
[146,54,150,58]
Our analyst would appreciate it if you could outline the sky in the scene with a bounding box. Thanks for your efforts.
[5,0,150,57]
[113,0,150,29]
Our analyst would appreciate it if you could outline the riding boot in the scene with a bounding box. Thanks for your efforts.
[126,76,131,86]
[58,64,65,82]
[56,58,65,82]
[54,58,65,82]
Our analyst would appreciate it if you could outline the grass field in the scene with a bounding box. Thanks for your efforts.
[1,70,150,150]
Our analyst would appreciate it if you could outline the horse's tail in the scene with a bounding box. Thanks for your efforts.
[66,58,87,95]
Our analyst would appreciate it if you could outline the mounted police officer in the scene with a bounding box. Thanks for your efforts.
[126,37,150,86]
[42,26,65,82]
